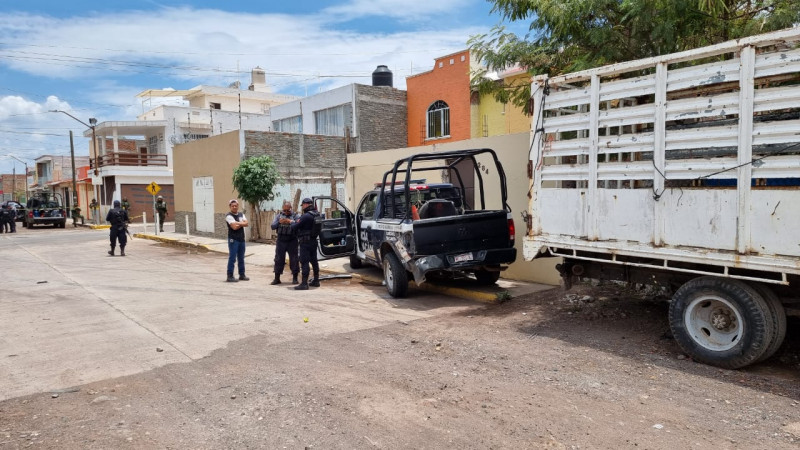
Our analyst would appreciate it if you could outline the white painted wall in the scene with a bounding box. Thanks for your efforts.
[270,84,356,136]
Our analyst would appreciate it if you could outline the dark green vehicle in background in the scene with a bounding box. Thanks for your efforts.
[24,193,67,228]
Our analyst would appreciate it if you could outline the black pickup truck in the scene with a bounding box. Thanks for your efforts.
[312,148,517,297]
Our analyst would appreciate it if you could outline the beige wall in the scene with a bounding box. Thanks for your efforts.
[173,131,242,214]
[346,133,561,285]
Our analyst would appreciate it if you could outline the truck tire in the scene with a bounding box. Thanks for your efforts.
[751,283,787,363]
[382,252,408,298]
[349,255,364,269]
[474,268,500,285]
[669,276,773,369]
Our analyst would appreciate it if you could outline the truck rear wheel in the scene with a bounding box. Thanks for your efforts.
[669,276,773,369]
[382,252,408,298]
[474,268,500,285]
[751,284,787,363]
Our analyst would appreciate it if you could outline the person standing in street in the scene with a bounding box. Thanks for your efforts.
[0,204,11,233]
[290,198,320,290]
[106,200,130,256]
[7,202,16,233]
[89,198,100,224]
[270,201,300,285]
[121,197,131,211]
[155,195,168,232]
[225,199,249,282]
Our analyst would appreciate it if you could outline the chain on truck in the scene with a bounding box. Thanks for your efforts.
[524,27,800,369]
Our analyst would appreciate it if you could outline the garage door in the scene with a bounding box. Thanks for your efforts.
[193,176,214,233]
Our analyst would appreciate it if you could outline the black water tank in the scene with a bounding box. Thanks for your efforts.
[372,65,393,87]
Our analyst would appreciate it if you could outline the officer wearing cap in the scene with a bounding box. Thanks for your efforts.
[155,195,168,232]
[290,198,320,290]
[270,200,300,285]
[106,200,130,256]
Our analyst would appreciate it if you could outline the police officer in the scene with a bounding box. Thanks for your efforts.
[270,200,300,285]
[106,200,130,256]
[121,197,131,211]
[0,204,11,233]
[290,198,320,290]
[155,195,168,232]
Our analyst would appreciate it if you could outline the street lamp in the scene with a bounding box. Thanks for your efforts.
[50,109,102,212]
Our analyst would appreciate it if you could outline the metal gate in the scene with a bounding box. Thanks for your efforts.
[192,176,214,233]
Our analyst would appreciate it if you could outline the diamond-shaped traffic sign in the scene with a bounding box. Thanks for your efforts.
[146,181,161,196]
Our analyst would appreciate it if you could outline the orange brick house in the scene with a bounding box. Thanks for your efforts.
[406,50,475,146]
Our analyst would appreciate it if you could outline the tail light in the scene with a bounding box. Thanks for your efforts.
[508,218,516,244]
[28,211,33,218]
[61,209,66,217]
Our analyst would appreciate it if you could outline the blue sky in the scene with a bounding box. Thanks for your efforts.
[0,0,524,174]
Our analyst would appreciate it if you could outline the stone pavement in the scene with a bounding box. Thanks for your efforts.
[127,222,553,303]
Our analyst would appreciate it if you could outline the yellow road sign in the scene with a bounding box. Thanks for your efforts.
[146,181,161,196]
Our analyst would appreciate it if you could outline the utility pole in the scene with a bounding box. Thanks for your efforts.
[69,130,78,209]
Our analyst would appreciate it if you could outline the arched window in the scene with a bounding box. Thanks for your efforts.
[427,100,450,139]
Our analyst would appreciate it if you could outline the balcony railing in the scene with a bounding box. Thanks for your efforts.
[91,152,168,168]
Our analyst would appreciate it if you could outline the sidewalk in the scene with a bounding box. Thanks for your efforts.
[130,223,553,303]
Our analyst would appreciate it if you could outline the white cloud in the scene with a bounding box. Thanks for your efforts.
[0,7,480,91]
[321,0,473,21]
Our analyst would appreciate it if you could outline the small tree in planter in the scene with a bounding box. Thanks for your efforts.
[232,155,282,241]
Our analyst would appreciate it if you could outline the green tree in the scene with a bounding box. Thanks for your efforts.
[469,0,800,111]
[232,155,283,241]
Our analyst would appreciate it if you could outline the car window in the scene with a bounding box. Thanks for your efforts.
[358,193,377,218]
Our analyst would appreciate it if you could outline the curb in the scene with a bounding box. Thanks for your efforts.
[133,233,504,304]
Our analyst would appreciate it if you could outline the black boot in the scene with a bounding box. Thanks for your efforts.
[291,273,299,284]
[294,275,309,290]
[120,246,126,257]
[226,274,238,282]
[309,271,320,287]
[108,247,115,256]
[270,274,281,285]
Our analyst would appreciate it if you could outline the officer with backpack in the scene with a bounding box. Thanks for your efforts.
[106,200,130,256]
[270,200,300,285]
[290,198,321,290]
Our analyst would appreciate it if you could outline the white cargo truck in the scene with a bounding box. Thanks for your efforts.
[524,28,800,369]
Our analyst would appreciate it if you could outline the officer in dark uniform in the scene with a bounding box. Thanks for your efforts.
[0,204,11,233]
[106,200,130,256]
[270,201,300,285]
[290,198,320,290]
[121,197,131,211]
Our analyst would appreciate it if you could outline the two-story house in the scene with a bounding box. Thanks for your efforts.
[84,68,298,219]
[28,154,90,209]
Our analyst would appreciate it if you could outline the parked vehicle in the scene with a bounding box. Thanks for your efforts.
[24,193,67,228]
[1,200,25,222]
[315,148,517,297]
[524,28,800,369]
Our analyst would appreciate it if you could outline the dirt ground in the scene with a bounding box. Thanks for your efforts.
[2,281,799,449]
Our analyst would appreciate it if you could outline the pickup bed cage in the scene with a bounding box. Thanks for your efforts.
[381,148,511,220]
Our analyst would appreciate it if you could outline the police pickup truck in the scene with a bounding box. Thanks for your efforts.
[23,193,67,228]
[312,148,517,298]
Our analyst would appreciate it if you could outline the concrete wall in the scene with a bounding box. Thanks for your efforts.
[354,85,407,153]
[244,131,347,180]
[345,133,561,285]
[173,131,242,238]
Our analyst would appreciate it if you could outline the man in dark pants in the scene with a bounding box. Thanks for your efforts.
[225,199,249,282]
[270,200,300,285]
[106,200,130,256]
[155,195,167,232]
[0,204,11,233]
[291,198,320,290]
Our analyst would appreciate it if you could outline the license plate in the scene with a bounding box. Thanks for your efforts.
[453,252,473,263]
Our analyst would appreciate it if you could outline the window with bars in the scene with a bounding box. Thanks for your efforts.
[272,116,302,133]
[314,104,352,136]
[427,100,450,139]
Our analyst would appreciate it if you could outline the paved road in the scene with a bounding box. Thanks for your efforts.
[0,225,478,401]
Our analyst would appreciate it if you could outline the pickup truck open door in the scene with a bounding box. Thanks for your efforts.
[312,196,356,260]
